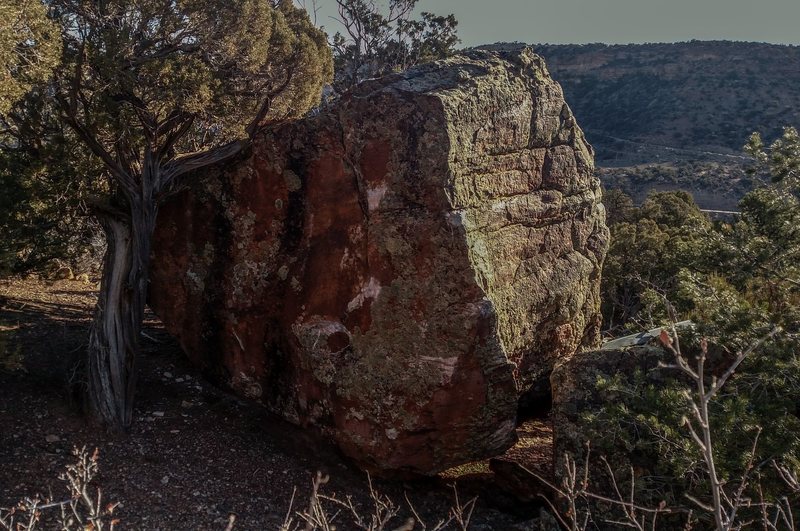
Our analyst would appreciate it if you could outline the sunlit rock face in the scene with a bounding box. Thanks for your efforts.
[149,47,608,475]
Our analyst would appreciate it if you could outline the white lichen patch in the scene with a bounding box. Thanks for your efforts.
[283,169,302,192]
[367,184,387,211]
[445,210,465,228]
[292,318,352,385]
[348,224,364,241]
[347,277,382,312]
[278,265,289,280]
[186,270,204,293]
[339,248,357,271]
[230,259,272,300]
[231,372,263,399]
[419,356,459,384]
[348,408,365,421]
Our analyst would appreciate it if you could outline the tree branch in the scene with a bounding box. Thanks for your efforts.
[159,139,247,195]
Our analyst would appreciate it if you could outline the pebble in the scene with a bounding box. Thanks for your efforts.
[45,434,60,443]
[153,411,165,417]
[161,475,170,485]
[163,371,173,378]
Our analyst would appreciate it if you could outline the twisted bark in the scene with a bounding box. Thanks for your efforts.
[87,198,156,429]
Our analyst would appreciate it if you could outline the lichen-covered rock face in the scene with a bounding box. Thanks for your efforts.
[149,47,609,475]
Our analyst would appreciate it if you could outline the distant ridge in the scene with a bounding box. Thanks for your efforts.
[532,40,800,164]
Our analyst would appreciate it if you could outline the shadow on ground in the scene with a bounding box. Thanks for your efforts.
[0,278,551,529]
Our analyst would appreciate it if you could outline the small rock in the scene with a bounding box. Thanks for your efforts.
[45,434,60,443]
[163,371,173,378]
[161,475,170,485]
[175,378,185,383]
[181,400,193,408]
[152,411,165,417]
[53,266,74,281]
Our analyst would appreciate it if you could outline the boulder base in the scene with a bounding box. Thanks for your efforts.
[149,47,608,475]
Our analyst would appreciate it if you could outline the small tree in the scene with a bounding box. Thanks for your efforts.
[330,0,458,92]
[600,190,709,332]
[46,0,332,429]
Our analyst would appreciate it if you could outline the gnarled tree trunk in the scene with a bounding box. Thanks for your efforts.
[87,199,156,429]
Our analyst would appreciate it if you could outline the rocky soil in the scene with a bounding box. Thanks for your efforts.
[0,278,553,530]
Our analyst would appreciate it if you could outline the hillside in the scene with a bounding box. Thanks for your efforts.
[532,41,800,208]
[535,41,800,162]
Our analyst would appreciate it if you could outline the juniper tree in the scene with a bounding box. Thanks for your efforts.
[45,0,332,429]
[0,0,61,115]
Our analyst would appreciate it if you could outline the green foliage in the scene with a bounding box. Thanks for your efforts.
[0,0,61,115]
[595,130,800,513]
[601,190,709,331]
[588,368,697,499]
[746,127,800,188]
[0,0,334,276]
[0,139,98,275]
[52,0,333,160]
[0,88,104,276]
[330,0,458,92]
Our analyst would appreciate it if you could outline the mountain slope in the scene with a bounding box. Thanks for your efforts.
[534,41,800,165]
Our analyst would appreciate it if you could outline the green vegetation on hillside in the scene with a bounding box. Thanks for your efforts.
[536,41,800,160]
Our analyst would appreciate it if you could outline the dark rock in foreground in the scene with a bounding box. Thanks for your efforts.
[149,47,608,475]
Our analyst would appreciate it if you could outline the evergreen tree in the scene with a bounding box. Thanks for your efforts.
[41,0,332,429]
[0,0,61,114]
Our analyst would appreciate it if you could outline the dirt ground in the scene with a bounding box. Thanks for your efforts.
[0,278,553,530]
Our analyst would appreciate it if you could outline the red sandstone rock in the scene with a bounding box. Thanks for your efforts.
[149,47,609,475]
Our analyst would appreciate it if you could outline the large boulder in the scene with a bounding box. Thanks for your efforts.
[149,47,609,475]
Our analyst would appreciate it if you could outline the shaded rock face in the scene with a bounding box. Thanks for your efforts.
[149,47,609,475]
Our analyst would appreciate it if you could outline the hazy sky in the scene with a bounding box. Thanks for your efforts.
[312,0,800,46]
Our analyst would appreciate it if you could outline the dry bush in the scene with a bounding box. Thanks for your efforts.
[0,446,118,530]
[278,471,475,531]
